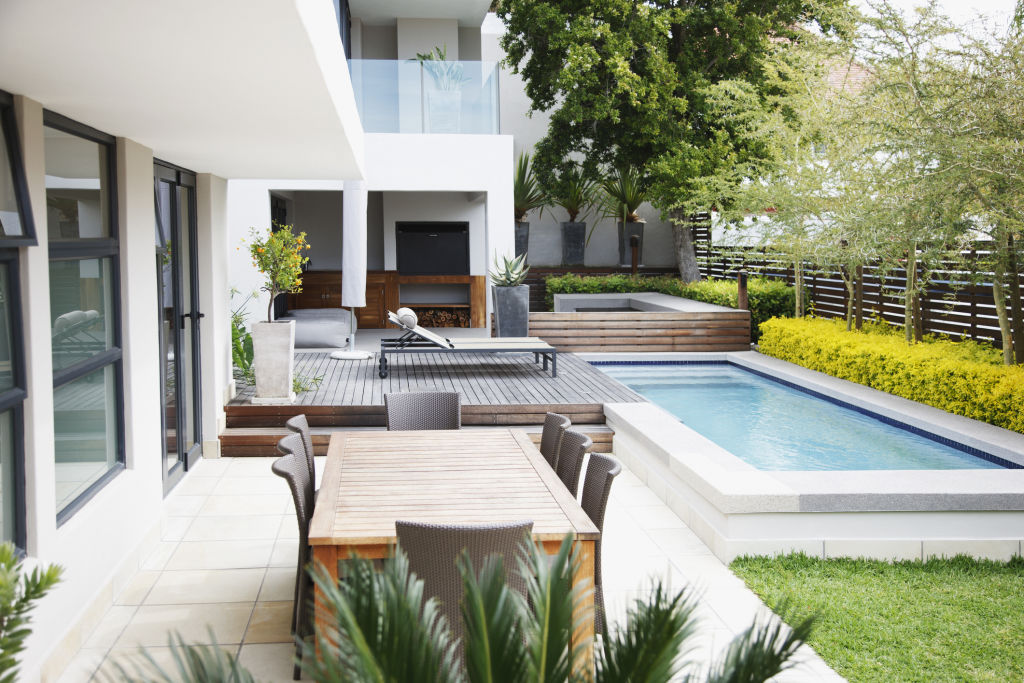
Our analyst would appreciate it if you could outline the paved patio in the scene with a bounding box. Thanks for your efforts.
[56,452,843,682]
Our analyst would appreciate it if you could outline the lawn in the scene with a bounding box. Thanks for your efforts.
[730,553,1024,682]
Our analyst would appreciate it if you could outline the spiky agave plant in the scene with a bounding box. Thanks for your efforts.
[489,253,530,287]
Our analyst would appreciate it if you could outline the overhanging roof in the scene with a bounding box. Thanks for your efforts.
[350,0,491,27]
[0,0,365,180]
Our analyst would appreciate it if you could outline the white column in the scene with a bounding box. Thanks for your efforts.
[14,96,56,557]
[342,179,367,308]
[197,174,229,454]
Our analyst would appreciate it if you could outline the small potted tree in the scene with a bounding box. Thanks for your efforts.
[412,45,469,133]
[549,163,598,266]
[600,165,647,266]
[513,151,546,259]
[490,252,530,337]
[247,224,309,402]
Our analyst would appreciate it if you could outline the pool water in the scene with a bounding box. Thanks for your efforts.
[599,363,1003,471]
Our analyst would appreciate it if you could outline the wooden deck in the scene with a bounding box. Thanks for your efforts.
[221,352,642,455]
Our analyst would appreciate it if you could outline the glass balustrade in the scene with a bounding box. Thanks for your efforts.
[349,59,500,135]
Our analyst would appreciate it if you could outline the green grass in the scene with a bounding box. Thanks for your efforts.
[730,553,1024,682]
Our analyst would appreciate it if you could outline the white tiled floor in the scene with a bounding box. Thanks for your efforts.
[57,455,843,682]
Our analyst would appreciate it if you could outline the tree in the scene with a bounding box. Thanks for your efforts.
[497,0,855,281]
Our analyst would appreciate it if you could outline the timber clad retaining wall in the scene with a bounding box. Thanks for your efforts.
[530,311,751,352]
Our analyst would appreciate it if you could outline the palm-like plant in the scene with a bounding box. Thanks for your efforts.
[550,164,598,224]
[514,152,547,222]
[600,166,647,223]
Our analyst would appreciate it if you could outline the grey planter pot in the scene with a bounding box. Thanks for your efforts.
[492,284,530,337]
[561,221,586,266]
[617,220,645,266]
[514,221,529,259]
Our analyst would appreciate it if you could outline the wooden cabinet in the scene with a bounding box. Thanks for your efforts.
[358,271,399,329]
[289,271,342,310]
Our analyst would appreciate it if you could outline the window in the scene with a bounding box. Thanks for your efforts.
[0,91,30,549]
[0,91,36,246]
[44,112,124,522]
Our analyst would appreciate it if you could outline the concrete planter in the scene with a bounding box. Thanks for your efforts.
[617,220,645,266]
[252,320,296,404]
[426,90,462,133]
[514,221,529,259]
[561,221,586,266]
[492,284,530,337]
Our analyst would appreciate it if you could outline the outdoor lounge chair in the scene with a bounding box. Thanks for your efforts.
[379,310,557,379]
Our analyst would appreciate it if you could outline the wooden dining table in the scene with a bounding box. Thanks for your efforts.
[308,428,601,655]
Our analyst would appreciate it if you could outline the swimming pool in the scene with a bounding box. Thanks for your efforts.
[597,363,1005,471]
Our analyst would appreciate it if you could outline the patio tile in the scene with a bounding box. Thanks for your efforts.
[238,643,310,682]
[277,515,299,539]
[83,605,137,649]
[114,570,160,605]
[610,484,665,507]
[165,540,275,571]
[55,647,106,683]
[161,516,193,542]
[101,644,239,679]
[259,567,297,602]
[225,457,281,477]
[646,527,714,557]
[145,569,266,605]
[198,494,290,517]
[184,514,283,541]
[214,476,289,496]
[173,475,220,496]
[625,504,687,530]
[140,542,179,571]
[244,601,294,644]
[114,603,252,648]
[270,538,299,567]
[188,457,231,478]
[164,495,207,517]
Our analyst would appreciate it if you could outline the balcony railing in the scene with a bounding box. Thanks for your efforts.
[349,59,500,135]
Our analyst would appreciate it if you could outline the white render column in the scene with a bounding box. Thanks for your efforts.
[341,179,367,308]
[197,173,230,451]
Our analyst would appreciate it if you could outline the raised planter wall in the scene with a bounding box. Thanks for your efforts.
[529,310,751,352]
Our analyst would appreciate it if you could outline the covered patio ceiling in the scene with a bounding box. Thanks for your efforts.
[0,0,365,180]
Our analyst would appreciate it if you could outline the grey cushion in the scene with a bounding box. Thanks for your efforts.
[283,308,348,320]
[280,308,351,348]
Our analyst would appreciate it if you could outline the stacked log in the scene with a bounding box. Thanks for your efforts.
[416,308,470,327]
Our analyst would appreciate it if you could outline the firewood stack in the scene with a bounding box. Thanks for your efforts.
[416,307,470,327]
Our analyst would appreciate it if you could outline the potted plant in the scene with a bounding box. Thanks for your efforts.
[490,252,530,337]
[600,165,647,266]
[549,163,598,266]
[513,151,546,259]
[247,224,310,402]
[412,45,469,134]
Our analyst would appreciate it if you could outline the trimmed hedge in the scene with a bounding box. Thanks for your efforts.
[544,274,794,341]
[759,317,1024,434]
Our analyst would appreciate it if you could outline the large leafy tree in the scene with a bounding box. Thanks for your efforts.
[497,0,855,281]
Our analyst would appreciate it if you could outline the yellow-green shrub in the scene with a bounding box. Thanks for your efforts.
[758,317,1024,435]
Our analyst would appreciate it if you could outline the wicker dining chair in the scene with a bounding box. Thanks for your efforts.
[395,520,533,656]
[285,414,316,494]
[555,430,592,496]
[385,391,461,430]
[580,452,622,636]
[271,433,314,681]
[539,412,571,471]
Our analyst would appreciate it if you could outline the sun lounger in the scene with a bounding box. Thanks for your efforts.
[379,310,557,379]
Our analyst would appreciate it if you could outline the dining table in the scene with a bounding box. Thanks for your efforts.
[308,427,601,658]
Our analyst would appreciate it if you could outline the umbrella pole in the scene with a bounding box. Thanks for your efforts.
[330,307,373,361]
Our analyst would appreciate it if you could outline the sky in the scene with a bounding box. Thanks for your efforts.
[856,0,1018,29]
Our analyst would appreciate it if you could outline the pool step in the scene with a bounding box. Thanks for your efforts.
[219,424,615,458]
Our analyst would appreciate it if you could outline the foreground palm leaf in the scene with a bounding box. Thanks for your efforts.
[111,630,254,683]
[459,553,530,683]
[702,602,815,683]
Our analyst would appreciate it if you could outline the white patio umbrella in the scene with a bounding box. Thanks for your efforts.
[331,179,373,361]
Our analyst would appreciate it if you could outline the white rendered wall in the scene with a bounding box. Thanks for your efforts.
[481,13,677,269]
[381,192,486,274]
[15,100,167,680]
[396,18,459,59]
[197,174,231,444]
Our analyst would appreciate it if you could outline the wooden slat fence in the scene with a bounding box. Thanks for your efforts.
[696,242,1020,345]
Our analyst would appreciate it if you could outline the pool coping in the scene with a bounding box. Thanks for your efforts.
[579,350,1024,561]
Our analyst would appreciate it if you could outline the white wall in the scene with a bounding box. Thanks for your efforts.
[396,18,459,59]
[360,24,397,59]
[381,191,486,275]
[197,174,230,442]
[481,13,677,269]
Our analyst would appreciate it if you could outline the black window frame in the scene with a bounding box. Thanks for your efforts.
[43,110,125,526]
[0,250,28,551]
[0,90,37,247]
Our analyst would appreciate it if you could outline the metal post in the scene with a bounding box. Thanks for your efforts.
[737,269,749,310]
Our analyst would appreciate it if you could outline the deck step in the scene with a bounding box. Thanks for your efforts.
[219,424,615,458]
[224,403,606,428]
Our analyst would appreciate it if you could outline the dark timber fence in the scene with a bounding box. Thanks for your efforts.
[696,240,1022,347]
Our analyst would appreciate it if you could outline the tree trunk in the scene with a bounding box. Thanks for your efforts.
[992,250,1014,365]
[794,260,804,317]
[904,247,916,344]
[1008,234,1023,365]
[670,209,701,283]
[843,271,855,331]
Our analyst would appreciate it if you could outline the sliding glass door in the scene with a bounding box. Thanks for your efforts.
[154,161,202,492]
